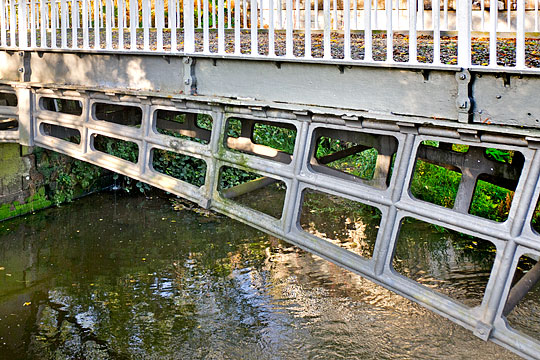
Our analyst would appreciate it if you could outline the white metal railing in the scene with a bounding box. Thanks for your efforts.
[0,0,539,70]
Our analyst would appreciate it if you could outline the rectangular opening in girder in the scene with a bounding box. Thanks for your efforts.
[218,166,286,220]
[411,141,524,222]
[0,92,17,107]
[40,123,81,144]
[225,117,297,165]
[154,110,212,144]
[299,188,382,259]
[151,149,207,187]
[41,97,83,116]
[92,134,139,163]
[309,128,398,189]
[94,103,142,127]
[393,217,497,308]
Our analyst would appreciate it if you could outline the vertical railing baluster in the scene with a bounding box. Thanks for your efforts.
[82,0,88,48]
[243,0,247,27]
[480,0,484,31]
[60,0,67,47]
[332,0,336,29]
[234,0,240,53]
[203,0,209,52]
[227,0,231,28]
[419,0,424,30]
[142,0,149,50]
[130,0,137,49]
[105,0,112,49]
[344,0,350,59]
[305,0,310,57]
[443,0,447,30]
[269,0,274,55]
[185,0,195,52]
[156,0,164,51]
[72,0,78,48]
[259,0,263,28]
[365,0,372,61]
[218,0,224,53]
[536,0,539,32]
[353,0,357,30]
[251,0,257,54]
[408,0,417,63]
[386,0,392,61]
[169,0,176,51]
[516,0,524,68]
[277,0,282,28]
[10,0,16,47]
[19,0,28,47]
[506,0,510,31]
[373,0,377,29]
[40,0,46,46]
[295,0,299,27]
[30,0,36,47]
[433,0,440,64]
[0,0,6,47]
[395,0,399,29]
[51,0,57,47]
[94,0,99,48]
[117,0,124,49]
[313,0,317,29]
[456,0,470,67]
[323,0,330,57]
[286,0,292,56]
[197,0,201,27]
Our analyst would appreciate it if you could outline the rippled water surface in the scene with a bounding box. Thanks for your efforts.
[0,192,530,359]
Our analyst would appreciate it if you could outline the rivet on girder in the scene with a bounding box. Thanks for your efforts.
[456,70,473,123]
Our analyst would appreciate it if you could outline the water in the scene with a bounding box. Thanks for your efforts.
[0,191,530,359]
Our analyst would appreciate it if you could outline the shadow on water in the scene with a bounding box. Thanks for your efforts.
[0,191,526,359]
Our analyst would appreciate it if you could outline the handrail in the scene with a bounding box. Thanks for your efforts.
[0,0,539,70]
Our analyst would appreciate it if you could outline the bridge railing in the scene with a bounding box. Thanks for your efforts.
[0,0,538,70]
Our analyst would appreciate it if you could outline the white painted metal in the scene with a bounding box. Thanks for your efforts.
[243,0,247,28]
[82,0,89,49]
[305,0,310,58]
[169,0,177,52]
[212,0,216,28]
[142,0,149,50]
[295,0,299,27]
[105,0,112,49]
[185,0,195,52]
[218,0,224,54]
[40,0,46,47]
[323,0,329,58]
[156,0,164,51]
[227,0,231,28]
[19,0,28,47]
[94,0,99,48]
[489,0,497,66]
[60,0,67,48]
[443,0,447,30]
[364,0,372,61]
[0,0,6,47]
[408,0,416,63]
[197,0,201,28]
[203,0,209,53]
[332,0,336,30]
[118,0,124,50]
[269,0,275,56]
[130,0,137,50]
[286,0,292,56]
[72,0,78,49]
[344,0,350,59]
[516,0,525,69]
[456,0,470,67]
[313,0,317,29]
[251,0,257,55]
[385,0,391,62]
[30,0,36,47]
[234,0,240,54]
[433,0,440,64]
[278,0,282,29]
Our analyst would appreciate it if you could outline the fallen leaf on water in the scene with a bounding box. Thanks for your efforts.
[0,267,4,271]
[23,302,31,307]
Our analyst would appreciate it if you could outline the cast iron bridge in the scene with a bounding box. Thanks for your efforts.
[1,0,540,358]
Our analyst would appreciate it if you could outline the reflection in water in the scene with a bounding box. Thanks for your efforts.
[0,192,523,359]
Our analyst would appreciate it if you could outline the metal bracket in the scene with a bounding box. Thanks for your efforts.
[18,51,31,82]
[473,321,493,341]
[456,70,472,123]
[182,57,196,95]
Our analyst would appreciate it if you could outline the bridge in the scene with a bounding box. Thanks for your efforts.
[1,0,540,357]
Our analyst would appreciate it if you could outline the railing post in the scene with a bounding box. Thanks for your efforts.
[184,0,194,53]
[18,0,28,48]
[457,0,471,68]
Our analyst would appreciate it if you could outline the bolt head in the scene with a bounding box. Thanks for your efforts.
[459,73,467,80]
[18,67,24,73]
[184,79,190,85]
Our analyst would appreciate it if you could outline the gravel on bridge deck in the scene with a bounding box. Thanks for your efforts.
[27,29,540,68]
